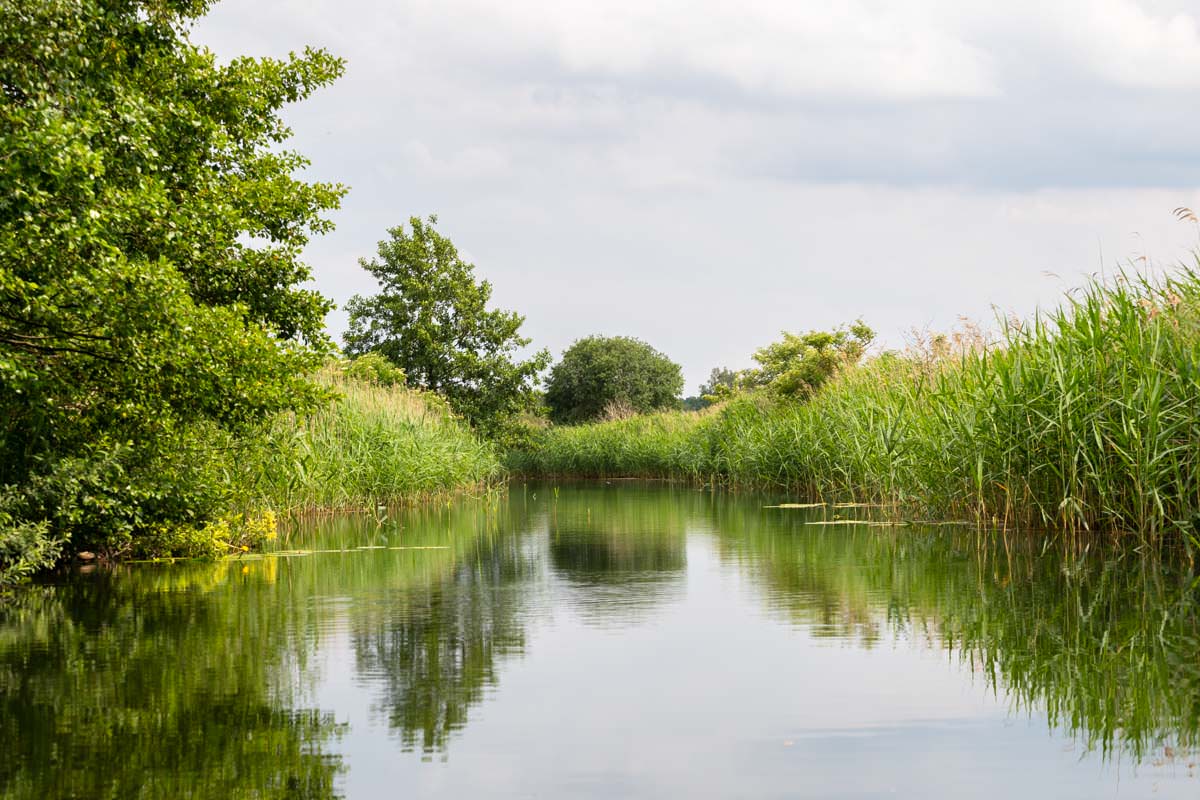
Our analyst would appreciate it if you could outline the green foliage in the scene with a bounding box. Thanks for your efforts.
[133,510,280,561]
[0,505,61,588]
[544,335,684,424]
[344,352,406,386]
[514,267,1200,541]
[507,404,712,479]
[236,365,503,512]
[344,216,551,436]
[698,366,737,403]
[0,1,345,569]
[741,320,874,399]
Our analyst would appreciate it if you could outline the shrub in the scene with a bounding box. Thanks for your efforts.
[345,353,406,386]
[545,336,684,424]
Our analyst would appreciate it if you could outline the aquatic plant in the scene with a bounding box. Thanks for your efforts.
[236,364,503,514]
[513,266,1200,541]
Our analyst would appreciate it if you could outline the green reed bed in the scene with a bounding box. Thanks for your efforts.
[511,409,706,480]
[513,268,1200,540]
[239,369,503,513]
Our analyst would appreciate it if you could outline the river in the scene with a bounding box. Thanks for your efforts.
[3,482,1198,798]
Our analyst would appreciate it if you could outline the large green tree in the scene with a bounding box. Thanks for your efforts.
[344,216,551,434]
[0,0,345,571]
[545,336,684,424]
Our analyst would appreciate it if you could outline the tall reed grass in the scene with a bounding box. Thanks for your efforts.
[511,268,1200,540]
[237,366,502,513]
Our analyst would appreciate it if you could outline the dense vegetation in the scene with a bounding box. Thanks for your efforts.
[4,0,1199,589]
[240,363,502,514]
[0,356,500,582]
[545,335,684,423]
[0,0,347,580]
[512,269,1200,543]
[0,2,503,585]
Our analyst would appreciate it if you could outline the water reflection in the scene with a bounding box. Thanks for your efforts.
[0,571,344,800]
[350,533,534,753]
[707,497,1200,759]
[1,484,1199,798]
[545,484,689,625]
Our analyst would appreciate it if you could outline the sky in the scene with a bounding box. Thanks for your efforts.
[192,0,1200,394]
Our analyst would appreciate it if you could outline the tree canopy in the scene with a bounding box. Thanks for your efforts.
[545,336,684,424]
[0,0,344,571]
[698,367,738,403]
[343,216,550,434]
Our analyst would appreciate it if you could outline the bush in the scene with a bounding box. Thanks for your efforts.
[740,321,874,399]
[545,336,684,424]
[345,353,406,386]
[132,510,279,561]
[0,517,63,588]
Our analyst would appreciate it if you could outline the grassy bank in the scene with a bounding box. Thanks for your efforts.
[1,366,502,582]
[122,368,503,560]
[239,367,503,515]
[511,269,1200,540]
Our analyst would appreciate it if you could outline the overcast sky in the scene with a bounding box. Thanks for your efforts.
[193,0,1200,393]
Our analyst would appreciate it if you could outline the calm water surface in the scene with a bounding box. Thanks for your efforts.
[4,483,1200,798]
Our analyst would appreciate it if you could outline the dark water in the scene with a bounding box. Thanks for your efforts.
[4,483,1200,799]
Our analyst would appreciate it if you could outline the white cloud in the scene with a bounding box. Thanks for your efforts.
[509,0,999,100]
[1060,0,1200,89]
[195,0,1200,98]
[191,0,1200,388]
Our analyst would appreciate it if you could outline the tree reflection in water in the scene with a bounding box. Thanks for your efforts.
[3,484,1200,797]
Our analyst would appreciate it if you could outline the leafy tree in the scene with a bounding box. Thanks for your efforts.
[742,321,874,399]
[698,366,738,403]
[343,216,551,434]
[0,0,345,570]
[545,336,684,424]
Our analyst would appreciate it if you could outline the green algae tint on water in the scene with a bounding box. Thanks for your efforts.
[4,484,1200,799]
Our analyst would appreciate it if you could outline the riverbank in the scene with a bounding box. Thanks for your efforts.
[242,366,503,514]
[510,270,1200,543]
[140,366,504,562]
[0,366,502,584]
